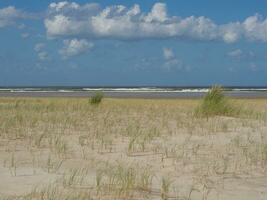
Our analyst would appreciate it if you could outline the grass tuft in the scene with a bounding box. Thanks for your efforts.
[161,176,172,200]
[90,92,104,105]
[195,85,239,117]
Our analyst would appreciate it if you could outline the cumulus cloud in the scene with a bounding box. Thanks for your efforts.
[34,43,49,61]
[227,49,243,58]
[34,43,46,52]
[243,14,267,42]
[44,1,267,43]
[0,6,33,28]
[48,1,100,14]
[163,48,175,60]
[227,49,256,61]
[162,47,185,70]
[44,2,220,41]
[59,38,94,59]
[145,3,167,23]
[37,51,49,61]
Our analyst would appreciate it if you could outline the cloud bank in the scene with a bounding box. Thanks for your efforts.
[44,1,267,43]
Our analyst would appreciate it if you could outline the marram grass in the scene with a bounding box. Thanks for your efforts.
[195,85,240,117]
[90,92,104,105]
[0,97,267,199]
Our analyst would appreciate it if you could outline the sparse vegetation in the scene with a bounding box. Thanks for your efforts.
[90,91,104,105]
[195,85,239,117]
[0,97,266,199]
[161,177,172,200]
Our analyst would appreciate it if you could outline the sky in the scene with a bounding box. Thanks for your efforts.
[0,0,267,86]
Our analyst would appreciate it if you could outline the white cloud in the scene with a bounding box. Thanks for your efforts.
[227,49,256,61]
[21,32,30,38]
[44,2,220,41]
[227,49,243,57]
[0,6,33,28]
[38,51,49,61]
[163,48,175,60]
[0,6,21,27]
[162,47,185,70]
[243,14,267,42]
[34,43,45,52]
[145,3,167,23]
[59,38,94,59]
[43,2,267,43]
[48,1,99,14]
[34,43,49,61]
[49,1,79,12]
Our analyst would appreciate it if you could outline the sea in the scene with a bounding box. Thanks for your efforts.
[0,86,267,98]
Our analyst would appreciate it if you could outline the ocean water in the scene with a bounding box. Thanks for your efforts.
[0,86,267,98]
[0,86,267,92]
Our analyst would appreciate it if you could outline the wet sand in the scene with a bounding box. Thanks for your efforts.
[1,91,267,98]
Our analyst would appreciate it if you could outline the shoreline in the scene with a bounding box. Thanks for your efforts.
[1,91,267,98]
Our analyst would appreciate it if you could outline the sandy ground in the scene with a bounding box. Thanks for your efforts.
[0,98,266,199]
[1,91,267,98]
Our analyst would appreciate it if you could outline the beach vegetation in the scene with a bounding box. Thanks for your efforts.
[161,176,172,200]
[195,85,238,117]
[0,98,266,199]
[90,91,104,105]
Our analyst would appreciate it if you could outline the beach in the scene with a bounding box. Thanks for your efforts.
[0,97,266,199]
[1,0,267,199]
[1,90,267,98]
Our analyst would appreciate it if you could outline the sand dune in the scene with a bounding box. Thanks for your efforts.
[0,98,266,199]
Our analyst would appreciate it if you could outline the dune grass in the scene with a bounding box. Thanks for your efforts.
[90,92,104,105]
[0,97,266,199]
[195,85,240,117]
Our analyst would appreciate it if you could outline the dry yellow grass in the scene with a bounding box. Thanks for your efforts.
[0,98,267,200]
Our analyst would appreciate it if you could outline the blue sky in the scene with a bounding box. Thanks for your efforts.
[0,0,267,86]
